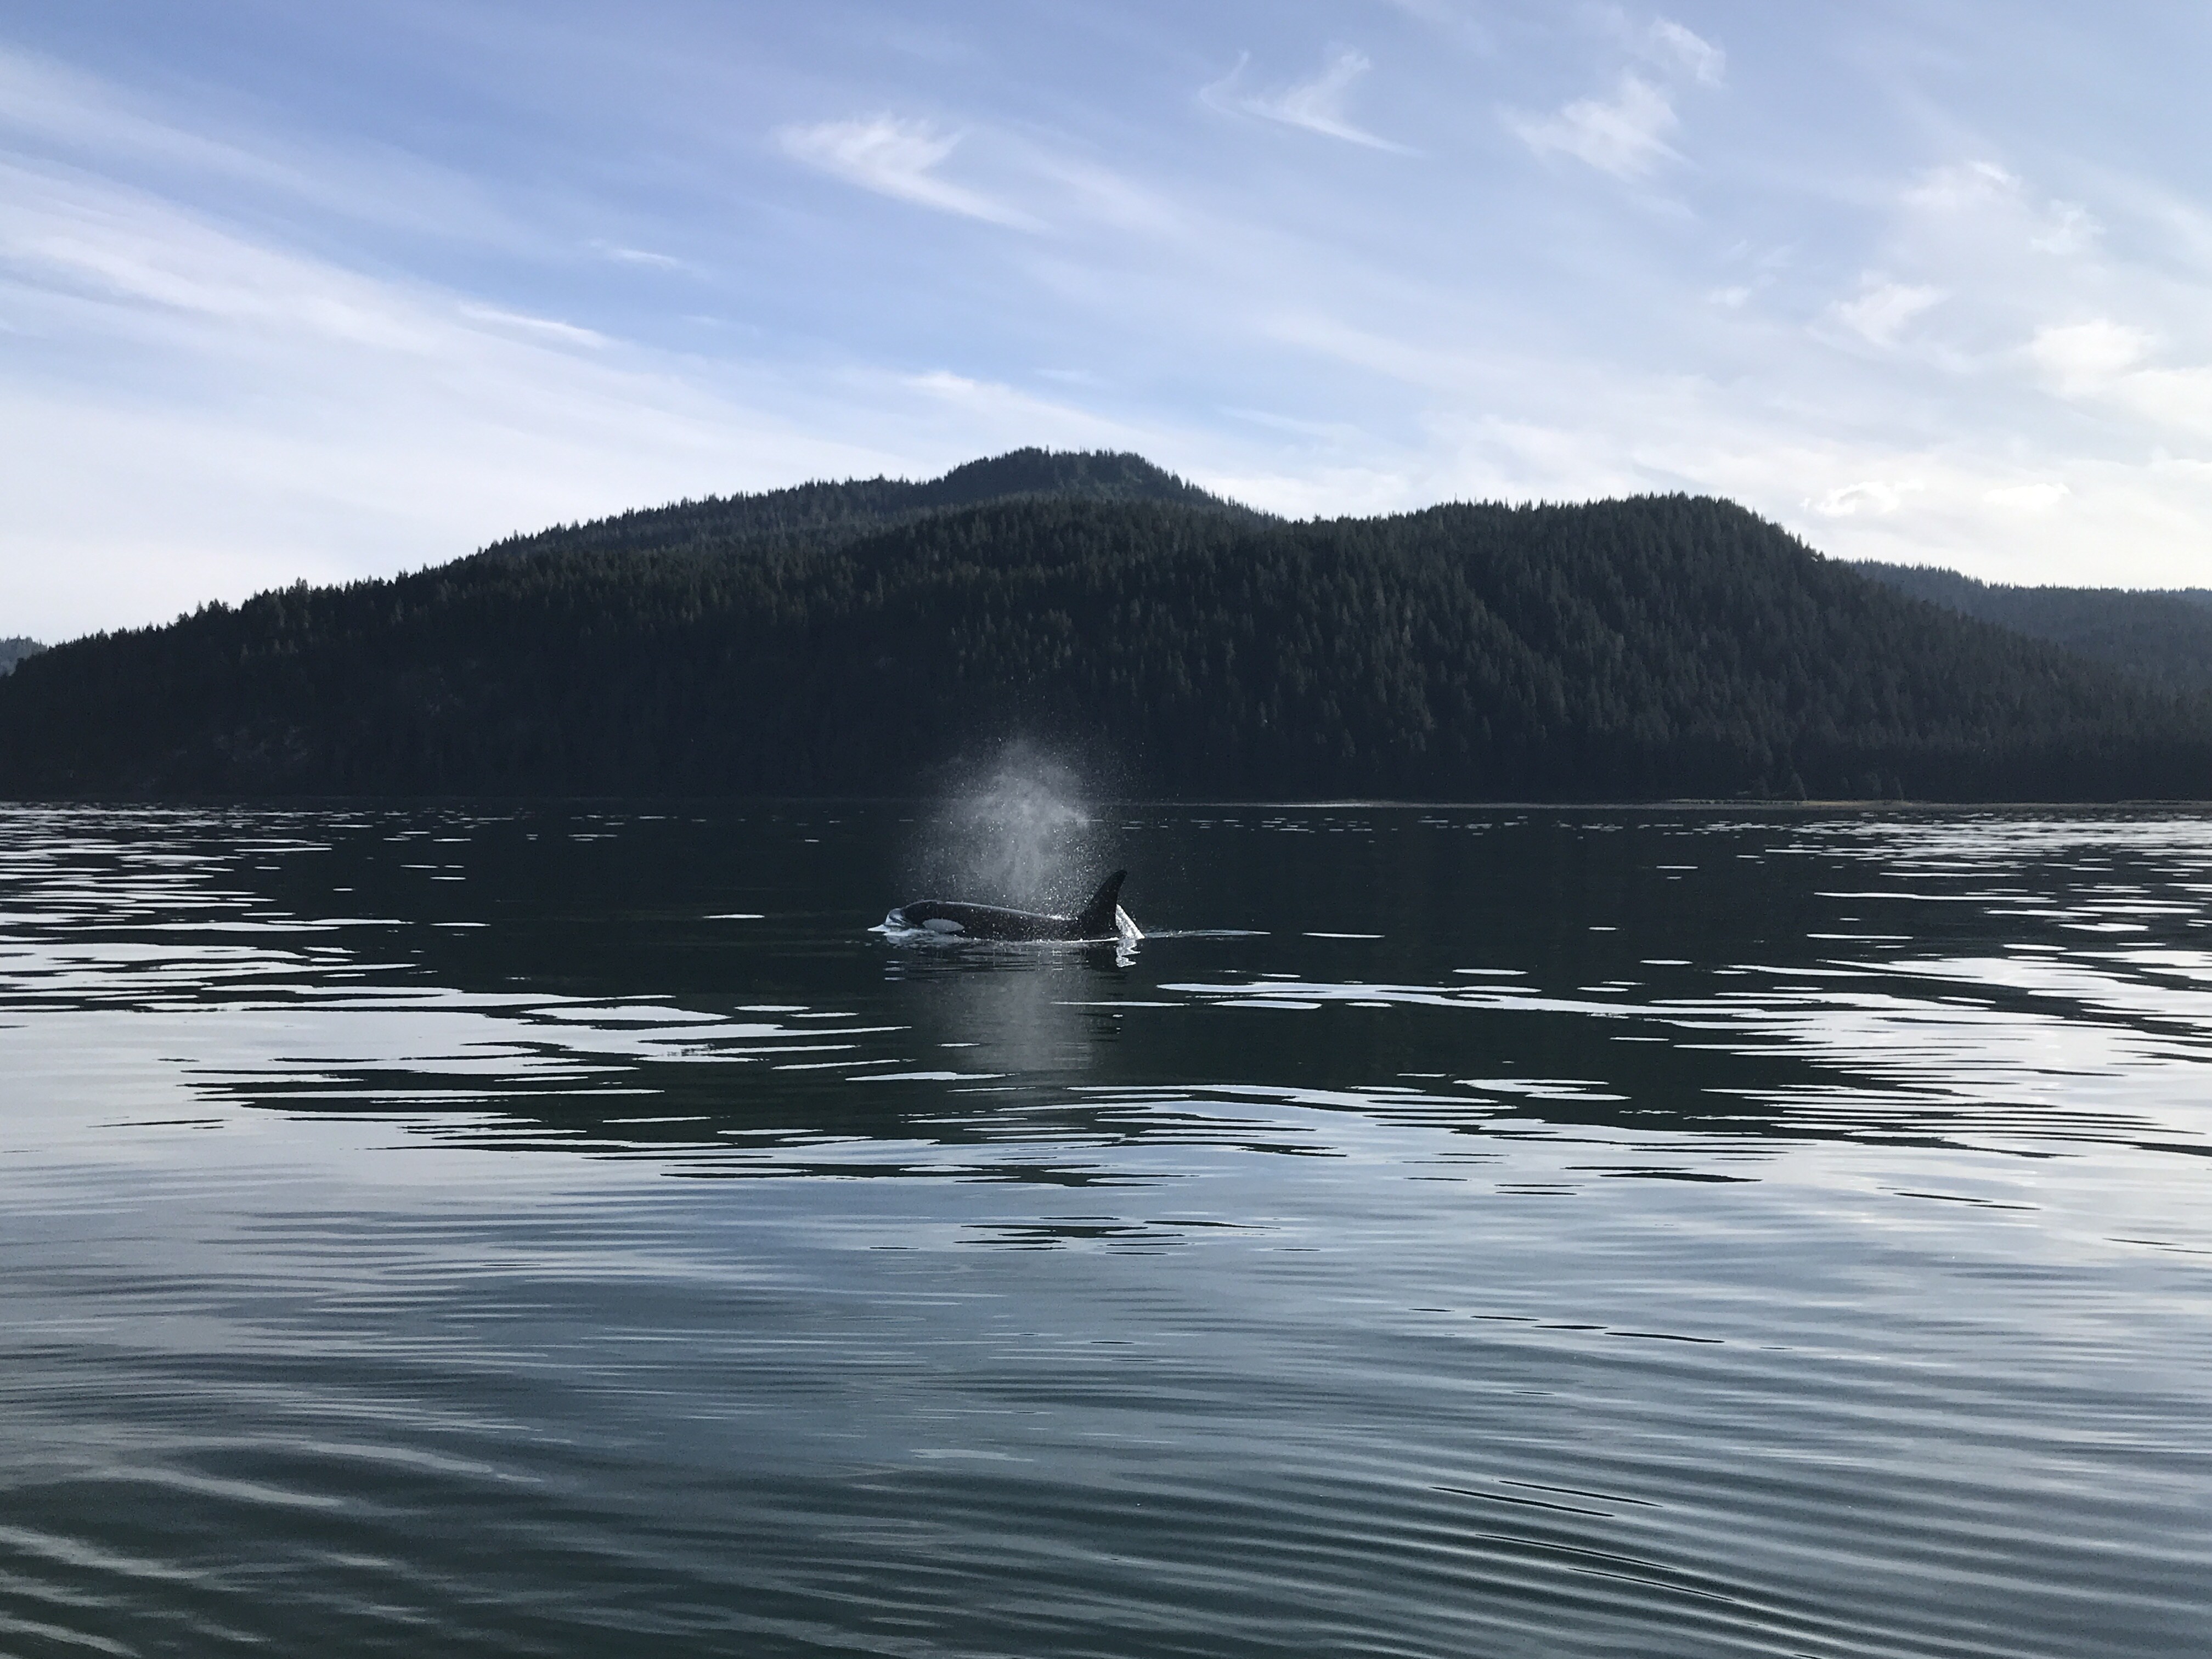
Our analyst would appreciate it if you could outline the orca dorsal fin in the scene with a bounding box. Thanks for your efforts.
[1073,870,1128,935]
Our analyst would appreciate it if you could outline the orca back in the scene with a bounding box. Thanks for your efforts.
[886,871,1130,942]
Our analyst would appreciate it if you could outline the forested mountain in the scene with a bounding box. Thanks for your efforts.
[481,447,1264,565]
[1856,562,2212,695]
[0,639,43,676]
[3,454,2208,802]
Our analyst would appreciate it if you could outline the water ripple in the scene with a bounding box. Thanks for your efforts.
[4,804,2212,1656]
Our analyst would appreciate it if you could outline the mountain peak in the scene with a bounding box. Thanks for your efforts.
[915,449,1255,516]
[477,448,1262,565]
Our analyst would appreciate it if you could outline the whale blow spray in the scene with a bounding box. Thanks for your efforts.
[919,742,1108,912]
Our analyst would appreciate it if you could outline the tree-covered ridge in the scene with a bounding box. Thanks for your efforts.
[1856,561,2212,695]
[479,447,1265,565]
[2,476,2207,802]
[0,639,44,675]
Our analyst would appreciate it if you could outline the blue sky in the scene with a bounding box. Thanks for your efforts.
[3,1,2209,638]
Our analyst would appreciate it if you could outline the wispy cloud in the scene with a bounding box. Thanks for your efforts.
[0,41,521,246]
[1509,74,1679,178]
[1204,47,1413,153]
[775,115,1034,227]
[0,161,431,351]
[1508,15,1723,180]
[2029,203,2100,256]
[0,161,924,636]
[1809,479,1922,517]
[2029,319,2212,437]
[1833,278,1946,348]
[1643,18,1725,86]
[1984,480,2069,512]
[1904,159,2018,212]
[591,240,692,272]
[1905,160,2101,254]
[457,304,607,348]
[2030,318,2152,391]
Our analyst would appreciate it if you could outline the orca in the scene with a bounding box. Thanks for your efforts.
[886,870,1135,942]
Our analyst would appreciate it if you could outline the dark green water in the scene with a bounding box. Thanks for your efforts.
[3,803,2209,1657]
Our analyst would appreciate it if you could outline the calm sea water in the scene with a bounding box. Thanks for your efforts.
[3,802,2210,1658]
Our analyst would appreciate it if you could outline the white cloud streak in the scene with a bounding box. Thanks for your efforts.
[0,41,522,247]
[2031,320,2212,437]
[1645,19,1725,86]
[2031,318,2152,391]
[775,115,1035,227]
[456,304,608,347]
[1204,48,1413,153]
[1508,15,1723,181]
[1905,160,2102,254]
[1809,479,1921,517]
[592,241,692,270]
[1835,279,1946,348]
[0,160,1042,637]
[1509,74,1679,178]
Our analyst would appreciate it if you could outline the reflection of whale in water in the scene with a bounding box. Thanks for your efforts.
[883,870,1139,942]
